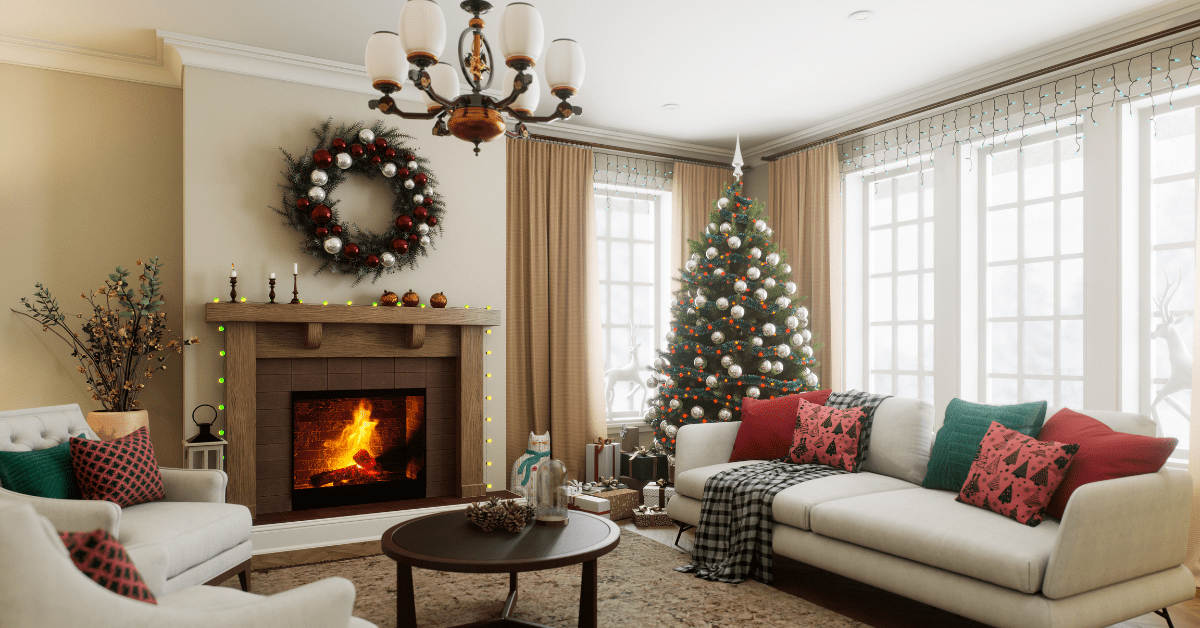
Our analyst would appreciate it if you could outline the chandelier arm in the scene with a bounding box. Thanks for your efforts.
[504,99,582,123]
[491,74,533,110]
[409,69,461,109]
[369,97,445,120]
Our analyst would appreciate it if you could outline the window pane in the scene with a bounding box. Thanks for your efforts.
[609,284,630,325]
[594,203,608,236]
[990,378,1018,404]
[922,376,934,402]
[990,265,1018,318]
[610,199,631,238]
[897,374,919,399]
[1023,261,1054,317]
[599,284,609,325]
[1024,203,1055,259]
[631,198,654,235]
[870,179,893,226]
[989,150,1018,205]
[897,225,918,271]
[1152,109,1196,178]
[1154,248,1196,311]
[1061,380,1083,409]
[1061,319,1083,377]
[923,176,935,217]
[1154,180,1197,246]
[633,243,654,279]
[873,373,893,396]
[989,208,1018,262]
[870,228,893,273]
[923,222,935,269]
[632,285,652,326]
[1024,141,1055,200]
[870,277,893,322]
[924,324,935,371]
[923,273,935,320]
[897,274,918,321]
[610,241,631,282]
[1023,320,1054,375]
[596,241,608,281]
[1060,258,1083,316]
[991,322,1018,374]
[1022,378,1054,404]
[872,326,893,370]
[1060,138,1083,194]
[1060,198,1083,255]
[897,324,918,370]
[897,174,918,222]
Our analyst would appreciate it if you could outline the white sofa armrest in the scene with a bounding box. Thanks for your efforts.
[123,541,170,595]
[160,467,227,503]
[675,421,742,476]
[173,578,360,628]
[1042,467,1191,599]
[0,487,120,535]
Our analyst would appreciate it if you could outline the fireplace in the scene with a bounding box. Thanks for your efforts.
[290,388,427,511]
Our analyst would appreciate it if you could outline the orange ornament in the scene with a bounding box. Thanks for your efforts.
[380,290,400,306]
[401,289,421,307]
[430,292,448,308]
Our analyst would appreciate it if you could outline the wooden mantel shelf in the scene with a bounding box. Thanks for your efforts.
[205,302,500,326]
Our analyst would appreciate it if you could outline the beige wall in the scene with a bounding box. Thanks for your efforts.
[0,63,185,465]
[179,67,508,490]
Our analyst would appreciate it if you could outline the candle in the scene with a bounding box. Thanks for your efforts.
[230,263,236,278]
[293,263,298,274]
[270,272,275,279]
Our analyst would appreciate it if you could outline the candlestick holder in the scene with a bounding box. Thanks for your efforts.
[290,273,300,304]
[268,277,277,303]
[229,277,238,303]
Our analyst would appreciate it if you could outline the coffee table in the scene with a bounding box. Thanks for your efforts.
[382,509,620,628]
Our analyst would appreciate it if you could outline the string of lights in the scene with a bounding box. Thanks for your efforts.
[838,34,1200,178]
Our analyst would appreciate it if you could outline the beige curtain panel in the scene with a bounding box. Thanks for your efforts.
[671,162,732,290]
[768,143,844,392]
[506,138,607,482]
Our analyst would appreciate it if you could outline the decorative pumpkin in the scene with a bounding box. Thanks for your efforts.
[430,292,448,308]
[401,289,421,307]
[380,290,399,306]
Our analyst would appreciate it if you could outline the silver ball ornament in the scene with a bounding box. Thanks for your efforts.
[695,287,705,297]
[802,329,812,343]
[759,360,772,373]
[763,277,777,289]
[706,375,719,387]
[404,179,416,190]
[653,357,665,369]
[766,252,780,265]
[754,288,768,301]
[381,162,398,177]
[707,223,717,234]
[719,222,732,234]
[746,267,761,280]
[720,355,734,368]
[785,281,797,295]
[307,186,327,203]
[791,333,804,347]
[407,160,418,170]
[772,361,784,374]
[645,407,657,420]
[685,260,698,272]
[687,308,696,315]
[718,408,733,421]
[754,220,767,232]
[763,323,776,336]
[714,267,726,277]
[797,306,809,320]
[727,235,741,249]
[647,377,659,388]
[776,296,792,308]
[776,344,791,358]
[665,331,676,342]
[694,357,707,369]
[691,253,700,262]
[659,420,669,431]
[717,198,729,209]
[669,399,681,410]
[730,305,745,319]
[749,247,762,260]
[690,406,705,419]
[419,235,431,246]
[414,194,425,204]
[747,386,761,399]
[785,316,800,329]
[417,223,430,235]
[800,345,814,358]
[380,252,397,267]
[711,331,725,344]
[706,247,718,259]
[666,378,676,389]
[694,294,707,307]
[716,297,729,310]
[310,169,329,186]
[805,372,820,388]
[322,236,344,254]
[782,263,792,274]
[666,424,678,438]
[358,129,376,144]
[697,316,709,325]
[336,152,353,169]
[733,280,748,293]
[752,337,764,347]
[728,364,743,377]
[766,227,773,238]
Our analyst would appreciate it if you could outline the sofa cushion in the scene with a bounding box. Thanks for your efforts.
[923,399,1048,492]
[858,397,934,484]
[674,460,765,500]
[771,472,915,530]
[729,390,832,462]
[119,501,252,579]
[958,422,1079,526]
[824,390,889,468]
[59,528,157,604]
[1038,408,1176,520]
[788,401,868,472]
[0,440,81,499]
[71,427,165,507]
[810,488,1059,594]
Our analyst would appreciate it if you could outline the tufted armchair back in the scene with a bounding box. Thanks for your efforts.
[0,404,97,452]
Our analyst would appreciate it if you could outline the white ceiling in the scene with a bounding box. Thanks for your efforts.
[0,0,1183,153]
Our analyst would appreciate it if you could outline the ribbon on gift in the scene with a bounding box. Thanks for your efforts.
[592,437,612,482]
[598,476,620,489]
[516,448,550,486]
[655,478,668,508]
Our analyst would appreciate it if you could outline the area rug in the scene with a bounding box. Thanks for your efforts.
[232,530,868,628]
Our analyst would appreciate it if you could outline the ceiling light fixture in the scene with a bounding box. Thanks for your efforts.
[662,103,680,110]
[365,0,585,155]
[848,10,873,21]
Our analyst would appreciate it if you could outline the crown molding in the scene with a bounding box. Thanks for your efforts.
[0,33,176,87]
[529,121,734,162]
[743,0,1200,163]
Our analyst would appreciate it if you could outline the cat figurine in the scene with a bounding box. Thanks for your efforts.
[510,431,551,500]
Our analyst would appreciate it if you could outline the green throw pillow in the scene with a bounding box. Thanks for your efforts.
[922,398,1048,492]
[0,440,81,499]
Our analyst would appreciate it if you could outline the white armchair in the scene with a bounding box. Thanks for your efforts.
[0,501,376,628]
[0,404,252,595]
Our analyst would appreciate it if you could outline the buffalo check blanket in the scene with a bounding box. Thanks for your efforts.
[678,391,890,584]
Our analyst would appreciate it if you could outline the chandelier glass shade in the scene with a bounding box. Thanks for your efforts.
[364,0,585,154]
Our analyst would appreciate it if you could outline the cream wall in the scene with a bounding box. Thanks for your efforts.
[179,67,508,490]
[0,63,185,465]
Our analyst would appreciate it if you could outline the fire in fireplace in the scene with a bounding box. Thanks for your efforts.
[292,388,426,511]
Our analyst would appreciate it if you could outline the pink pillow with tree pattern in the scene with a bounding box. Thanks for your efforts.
[788,400,868,472]
[957,421,1079,526]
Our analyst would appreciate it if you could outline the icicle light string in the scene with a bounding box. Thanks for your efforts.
[839,35,1200,178]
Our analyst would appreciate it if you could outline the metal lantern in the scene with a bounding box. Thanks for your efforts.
[183,404,227,470]
[534,458,569,527]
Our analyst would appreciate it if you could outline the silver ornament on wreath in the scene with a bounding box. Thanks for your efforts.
[758,360,772,373]
[785,316,799,329]
[707,223,717,234]
[797,306,809,320]
[665,331,676,342]
[772,361,784,374]
[407,160,418,170]
[782,263,792,274]
[791,333,804,347]
[380,252,397,268]
[718,408,733,421]
[417,223,430,235]
[776,344,791,358]
[381,163,398,177]
[669,399,681,410]
[419,235,431,246]
[691,253,700,261]
[404,179,416,190]
[800,345,814,358]
[776,296,791,308]
[323,237,344,254]
[747,386,760,399]
[805,372,820,388]
[414,194,425,204]
[802,329,812,343]
[714,267,726,277]
[336,152,353,169]
[665,424,678,438]
[646,376,659,388]
[752,337,764,347]
[659,420,669,431]
[653,357,665,369]
[785,282,797,295]
[733,280,748,293]
[310,170,329,186]
[359,129,376,144]
[719,222,732,234]
[766,252,780,265]
[763,277,776,289]
[694,294,707,307]
[308,186,327,203]
[754,220,767,232]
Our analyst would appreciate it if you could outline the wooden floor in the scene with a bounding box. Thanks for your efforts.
[252,514,1200,628]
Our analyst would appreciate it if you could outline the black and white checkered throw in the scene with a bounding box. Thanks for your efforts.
[825,390,891,468]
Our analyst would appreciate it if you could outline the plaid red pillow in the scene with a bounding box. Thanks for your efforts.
[70,427,164,508]
[59,529,157,603]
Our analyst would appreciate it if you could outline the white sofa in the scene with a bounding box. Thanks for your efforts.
[0,404,252,596]
[666,397,1195,628]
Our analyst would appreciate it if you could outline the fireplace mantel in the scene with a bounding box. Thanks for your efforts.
[205,302,501,515]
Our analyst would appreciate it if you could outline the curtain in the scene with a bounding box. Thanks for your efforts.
[768,143,843,392]
[506,138,607,482]
[671,162,732,291]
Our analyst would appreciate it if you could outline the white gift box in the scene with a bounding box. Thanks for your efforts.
[641,483,676,509]
[584,441,620,483]
[570,494,611,517]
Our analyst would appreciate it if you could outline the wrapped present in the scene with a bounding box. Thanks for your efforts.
[668,455,676,485]
[585,438,620,483]
[620,448,669,482]
[620,475,650,500]
[632,504,673,527]
[569,494,611,517]
[619,424,640,452]
[595,488,639,521]
[642,479,676,509]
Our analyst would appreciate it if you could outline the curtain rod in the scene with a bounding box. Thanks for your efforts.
[527,133,734,170]
[762,17,1200,162]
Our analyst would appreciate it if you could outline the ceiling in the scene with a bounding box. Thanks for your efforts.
[0,0,1183,153]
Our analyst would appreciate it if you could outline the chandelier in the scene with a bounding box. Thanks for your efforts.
[364,0,586,155]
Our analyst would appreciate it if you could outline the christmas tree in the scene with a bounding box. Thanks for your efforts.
[645,178,820,454]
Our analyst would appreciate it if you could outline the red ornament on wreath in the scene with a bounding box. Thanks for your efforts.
[350,144,364,158]
[375,137,388,149]
[313,149,333,168]
[413,173,428,186]
[315,227,329,238]
[311,205,332,224]
[296,197,311,211]
[365,254,380,268]
[422,196,434,206]
[343,243,360,259]
[392,238,409,254]
[399,167,410,178]
[414,207,429,221]
[331,138,347,151]
[428,216,438,227]
[385,147,397,159]
[330,224,343,236]
[395,215,413,231]
[407,233,419,242]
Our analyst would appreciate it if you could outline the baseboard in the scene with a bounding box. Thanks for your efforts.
[250,502,473,555]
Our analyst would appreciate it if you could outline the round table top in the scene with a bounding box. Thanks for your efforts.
[381,509,620,573]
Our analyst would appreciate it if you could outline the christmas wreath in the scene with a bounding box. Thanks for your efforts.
[273,119,444,284]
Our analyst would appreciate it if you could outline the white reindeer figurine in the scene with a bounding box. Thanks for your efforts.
[1150,270,1193,435]
[603,321,648,421]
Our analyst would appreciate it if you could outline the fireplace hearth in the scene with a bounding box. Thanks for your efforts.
[291,388,426,511]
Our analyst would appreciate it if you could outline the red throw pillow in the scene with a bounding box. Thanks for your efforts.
[788,399,867,472]
[957,422,1079,526]
[1037,408,1177,519]
[70,427,165,508]
[59,529,157,603]
[729,390,833,462]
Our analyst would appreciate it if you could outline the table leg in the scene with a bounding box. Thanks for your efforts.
[501,572,519,619]
[579,559,597,628]
[397,563,417,628]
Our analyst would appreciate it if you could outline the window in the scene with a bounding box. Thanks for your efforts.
[979,135,1085,407]
[595,185,672,423]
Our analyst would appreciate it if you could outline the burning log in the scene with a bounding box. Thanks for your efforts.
[310,449,380,487]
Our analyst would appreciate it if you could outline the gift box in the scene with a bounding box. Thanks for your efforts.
[594,488,639,521]
[620,451,670,482]
[619,424,640,452]
[642,482,676,509]
[620,476,650,500]
[569,494,611,517]
[632,505,673,527]
[585,439,620,483]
